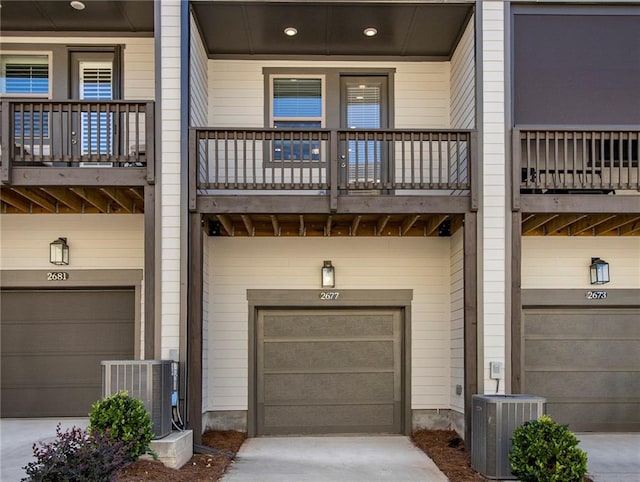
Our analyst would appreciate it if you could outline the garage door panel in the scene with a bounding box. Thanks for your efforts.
[1,289,135,418]
[263,404,397,434]
[524,306,640,432]
[264,341,394,371]
[264,373,395,403]
[525,310,640,337]
[263,313,394,338]
[547,402,640,433]
[526,372,639,398]
[1,322,133,355]
[526,340,639,369]
[3,291,135,322]
[1,387,100,418]
[257,309,403,435]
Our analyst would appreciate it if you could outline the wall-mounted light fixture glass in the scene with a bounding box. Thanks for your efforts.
[590,257,609,285]
[321,260,335,288]
[50,237,69,265]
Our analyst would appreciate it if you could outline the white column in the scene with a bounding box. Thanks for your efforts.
[481,0,507,394]
[159,0,182,359]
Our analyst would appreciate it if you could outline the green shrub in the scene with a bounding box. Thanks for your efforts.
[509,414,588,482]
[22,424,130,482]
[89,391,154,461]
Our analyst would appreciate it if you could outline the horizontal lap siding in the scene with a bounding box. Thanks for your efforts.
[206,237,451,411]
[0,214,143,269]
[208,60,450,128]
[522,238,640,289]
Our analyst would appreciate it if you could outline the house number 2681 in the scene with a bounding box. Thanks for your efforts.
[319,292,340,300]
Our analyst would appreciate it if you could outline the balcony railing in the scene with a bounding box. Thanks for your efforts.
[190,128,475,201]
[514,127,640,194]
[1,100,154,182]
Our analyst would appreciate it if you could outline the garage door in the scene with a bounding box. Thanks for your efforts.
[1,289,135,418]
[256,309,403,435]
[523,308,640,432]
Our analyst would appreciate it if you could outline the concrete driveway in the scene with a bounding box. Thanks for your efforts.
[0,418,89,482]
[221,436,448,482]
[577,433,640,482]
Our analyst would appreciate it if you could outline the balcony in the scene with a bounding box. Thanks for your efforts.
[190,127,476,214]
[514,127,639,194]
[0,100,154,214]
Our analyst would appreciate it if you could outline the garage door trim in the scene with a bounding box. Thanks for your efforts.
[247,289,413,437]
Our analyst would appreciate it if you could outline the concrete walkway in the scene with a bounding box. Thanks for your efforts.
[0,418,89,482]
[577,433,640,482]
[221,436,448,482]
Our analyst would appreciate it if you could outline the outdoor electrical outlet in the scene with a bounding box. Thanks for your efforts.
[489,361,504,380]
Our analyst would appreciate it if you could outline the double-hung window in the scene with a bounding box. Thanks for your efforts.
[270,76,324,162]
[1,53,51,141]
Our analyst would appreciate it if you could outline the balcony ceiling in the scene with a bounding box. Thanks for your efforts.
[192,1,474,59]
[1,186,145,214]
[0,1,154,34]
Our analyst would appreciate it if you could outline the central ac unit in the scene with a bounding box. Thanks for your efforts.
[471,394,546,479]
[101,360,173,438]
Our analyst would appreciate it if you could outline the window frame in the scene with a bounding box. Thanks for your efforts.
[0,51,52,98]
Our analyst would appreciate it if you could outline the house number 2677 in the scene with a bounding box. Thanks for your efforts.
[319,292,340,300]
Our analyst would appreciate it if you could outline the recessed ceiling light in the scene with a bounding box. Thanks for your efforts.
[284,27,298,37]
[363,27,378,37]
[70,1,86,10]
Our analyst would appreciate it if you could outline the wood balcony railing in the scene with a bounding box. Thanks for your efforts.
[1,100,154,183]
[513,127,640,196]
[189,128,476,207]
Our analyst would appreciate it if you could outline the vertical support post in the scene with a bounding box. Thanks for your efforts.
[510,211,522,393]
[512,128,521,211]
[144,184,157,360]
[463,211,478,446]
[189,129,197,211]
[470,131,479,211]
[329,130,338,212]
[1,100,11,183]
[145,101,155,183]
[187,212,203,444]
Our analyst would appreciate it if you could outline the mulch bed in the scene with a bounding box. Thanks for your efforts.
[412,429,488,482]
[114,430,246,482]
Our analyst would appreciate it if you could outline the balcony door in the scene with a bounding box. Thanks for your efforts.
[70,51,119,161]
[340,76,389,186]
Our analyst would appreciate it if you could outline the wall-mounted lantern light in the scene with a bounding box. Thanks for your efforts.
[50,237,69,265]
[590,257,609,285]
[321,260,335,288]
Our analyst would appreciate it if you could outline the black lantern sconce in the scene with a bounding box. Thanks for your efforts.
[321,260,335,288]
[590,257,610,285]
[50,237,69,265]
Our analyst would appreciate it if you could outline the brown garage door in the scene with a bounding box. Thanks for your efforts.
[1,289,135,418]
[256,309,403,435]
[523,308,640,432]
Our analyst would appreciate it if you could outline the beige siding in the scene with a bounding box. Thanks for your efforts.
[1,37,154,100]
[449,229,464,413]
[206,237,452,412]
[450,15,475,130]
[208,60,451,128]
[0,214,143,269]
[481,1,507,393]
[522,238,640,289]
[159,0,183,359]
[190,13,209,127]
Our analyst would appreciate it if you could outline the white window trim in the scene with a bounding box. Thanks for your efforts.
[0,51,52,99]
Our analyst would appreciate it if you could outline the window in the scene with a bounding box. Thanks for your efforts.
[79,61,113,155]
[0,54,50,96]
[1,54,51,141]
[270,76,324,162]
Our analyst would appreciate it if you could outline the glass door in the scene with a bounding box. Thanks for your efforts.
[340,76,388,186]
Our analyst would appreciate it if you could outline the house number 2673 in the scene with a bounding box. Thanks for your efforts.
[586,291,607,300]
[319,292,340,300]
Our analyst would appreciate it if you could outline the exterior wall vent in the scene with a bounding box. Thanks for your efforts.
[101,360,172,438]
[471,394,546,479]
